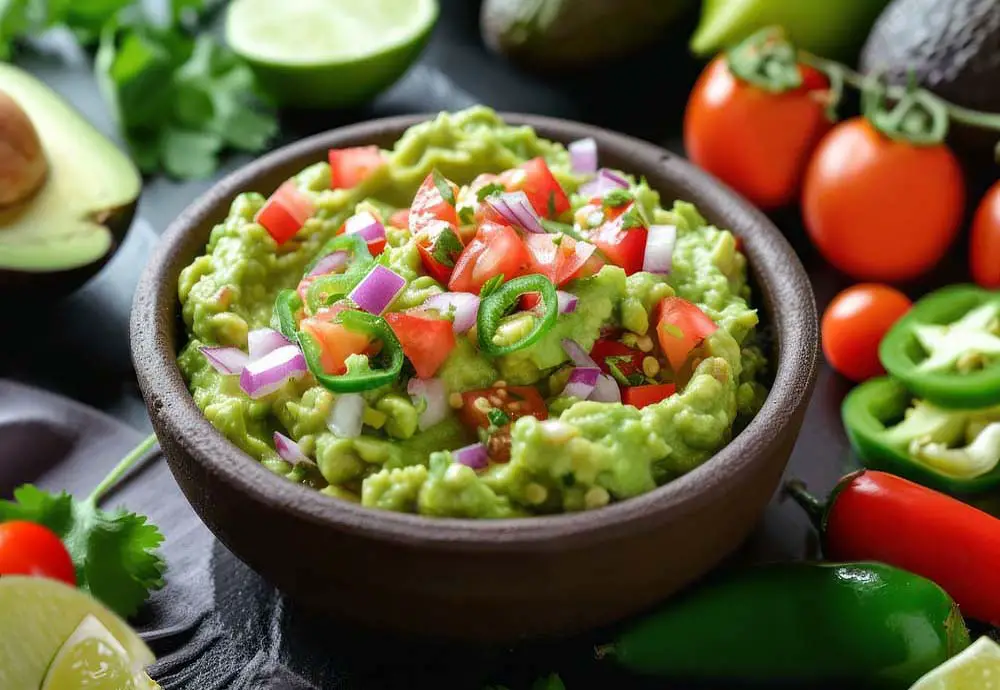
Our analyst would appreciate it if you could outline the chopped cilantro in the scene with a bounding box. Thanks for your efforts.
[606,355,645,387]
[487,409,511,427]
[547,190,558,218]
[561,473,576,487]
[620,205,648,230]
[429,228,463,269]
[479,274,505,297]
[458,206,476,225]
[603,189,634,208]
[432,169,457,206]
[476,182,506,201]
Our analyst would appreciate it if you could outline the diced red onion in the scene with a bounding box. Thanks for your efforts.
[248,328,291,361]
[423,292,480,332]
[561,338,598,369]
[307,251,348,278]
[344,211,386,244]
[239,344,307,399]
[563,366,600,399]
[453,442,489,470]
[348,265,406,314]
[579,168,629,198]
[643,224,677,274]
[560,338,620,403]
[327,393,364,438]
[486,191,545,234]
[569,137,598,174]
[407,378,448,430]
[200,346,249,375]
[557,291,578,314]
[274,431,314,466]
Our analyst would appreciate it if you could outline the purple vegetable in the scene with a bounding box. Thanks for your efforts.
[248,328,291,361]
[569,137,598,175]
[579,168,629,198]
[486,191,545,233]
[307,251,349,278]
[563,366,600,399]
[200,346,249,375]
[557,291,578,314]
[239,345,307,399]
[453,443,489,470]
[348,265,406,315]
[423,292,480,332]
[344,211,385,244]
[274,431,313,466]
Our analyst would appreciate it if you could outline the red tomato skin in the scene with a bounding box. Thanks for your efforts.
[802,118,965,282]
[329,146,385,189]
[384,312,456,379]
[448,224,532,293]
[623,384,677,409]
[684,57,831,210]
[655,297,718,373]
[256,182,315,245]
[589,339,644,378]
[971,181,1000,289]
[417,244,455,285]
[500,157,570,218]
[821,284,912,382]
[590,206,648,276]
[410,173,460,234]
[299,319,370,375]
[0,521,76,585]
[388,209,410,229]
[457,386,548,430]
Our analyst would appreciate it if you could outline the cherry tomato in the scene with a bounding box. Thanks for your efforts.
[623,383,677,409]
[802,118,965,282]
[684,57,831,210]
[655,297,718,373]
[384,311,456,379]
[499,157,570,219]
[448,223,532,293]
[255,181,315,245]
[822,284,912,382]
[971,181,1000,289]
[0,521,75,585]
[329,146,385,189]
[299,319,371,375]
[458,386,548,431]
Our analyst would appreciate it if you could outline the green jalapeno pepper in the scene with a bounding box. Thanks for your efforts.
[305,233,372,275]
[298,310,403,393]
[597,562,969,688]
[880,285,1000,409]
[477,274,558,357]
[843,377,1000,494]
[274,289,303,342]
[304,235,373,314]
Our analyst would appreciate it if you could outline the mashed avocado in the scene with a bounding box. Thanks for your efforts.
[177,107,769,518]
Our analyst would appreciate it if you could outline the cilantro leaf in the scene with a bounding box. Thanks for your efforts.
[547,191,557,218]
[487,408,511,428]
[476,182,505,202]
[606,355,646,387]
[602,188,634,208]
[458,205,475,225]
[430,227,463,269]
[432,169,457,206]
[479,274,505,298]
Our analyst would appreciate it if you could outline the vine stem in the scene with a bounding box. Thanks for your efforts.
[87,432,159,505]
[799,52,1000,133]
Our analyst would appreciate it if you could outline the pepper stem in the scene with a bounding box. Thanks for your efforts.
[784,479,826,532]
[87,433,159,505]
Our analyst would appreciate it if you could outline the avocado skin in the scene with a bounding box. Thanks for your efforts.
[0,199,137,300]
[481,0,693,70]
[860,0,1000,164]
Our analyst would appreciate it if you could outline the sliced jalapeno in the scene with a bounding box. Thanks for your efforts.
[477,274,559,357]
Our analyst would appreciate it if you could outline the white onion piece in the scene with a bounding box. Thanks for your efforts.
[579,168,629,198]
[557,291,578,314]
[423,292,480,332]
[486,191,545,233]
[590,374,622,403]
[344,211,386,244]
[569,137,598,174]
[200,346,249,375]
[643,224,677,274]
[327,393,365,438]
[407,378,448,431]
[453,443,489,470]
[348,265,406,315]
[561,338,598,369]
[248,328,291,361]
[307,251,349,278]
[273,431,314,466]
[563,366,600,399]
[239,345,307,399]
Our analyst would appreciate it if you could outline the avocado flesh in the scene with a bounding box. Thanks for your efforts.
[0,63,140,273]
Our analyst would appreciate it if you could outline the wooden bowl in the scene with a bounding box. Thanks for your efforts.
[131,113,818,642]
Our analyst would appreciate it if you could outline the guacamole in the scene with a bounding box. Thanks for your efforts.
[177,107,769,518]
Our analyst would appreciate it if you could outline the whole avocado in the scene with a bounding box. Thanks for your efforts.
[861,0,1000,162]
[480,0,692,69]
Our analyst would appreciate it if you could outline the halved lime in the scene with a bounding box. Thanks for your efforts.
[226,0,439,109]
[0,576,155,689]
[910,636,1000,690]
[41,615,159,690]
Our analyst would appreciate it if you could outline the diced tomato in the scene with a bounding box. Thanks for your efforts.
[388,208,410,229]
[409,173,464,283]
[523,234,560,282]
[623,383,677,409]
[448,223,532,293]
[329,146,385,189]
[299,318,370,375]
[522,234,600,287]
[457,385,548,431]
[499,157,571,219]
[366,237,387,256]
[589,202,648,275]
[384,311,456,379]
[589,338,644,379]
[410,172,460,234]
[255,181,315,245]
[655,297,718,373]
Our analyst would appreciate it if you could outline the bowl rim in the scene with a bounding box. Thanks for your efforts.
[131,112,818,551]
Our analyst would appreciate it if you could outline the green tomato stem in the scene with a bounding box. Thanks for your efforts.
[87,432,159,505]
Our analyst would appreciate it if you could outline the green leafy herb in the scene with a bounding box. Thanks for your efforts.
[479,273,505,298]
[429,227,464,269]
[487,408,511,428]
[476,182,505,201]
[606,355,645,386]
[547,190,558,218]
[620,204,648,230]
[432,169,456,206]
[458,205,475,225]
[602,188,634,208]
[0,434,165,618]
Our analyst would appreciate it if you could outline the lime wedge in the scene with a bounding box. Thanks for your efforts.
[0,576,155,690]
[226,0,439,109]
[41,615,159,690]
[910,636,1000,690]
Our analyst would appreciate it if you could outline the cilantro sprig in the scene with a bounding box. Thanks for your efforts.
[0,433,166,619]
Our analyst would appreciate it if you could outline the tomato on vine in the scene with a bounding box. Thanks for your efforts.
[971,181,1000,289]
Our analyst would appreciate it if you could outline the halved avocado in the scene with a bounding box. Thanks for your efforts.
[0,63,140,298]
